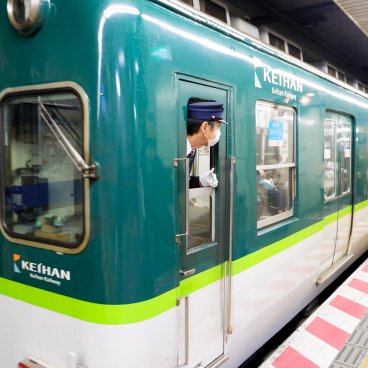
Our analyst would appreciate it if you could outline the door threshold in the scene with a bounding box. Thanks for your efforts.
[316,253,354,285]
[206,354,229,368]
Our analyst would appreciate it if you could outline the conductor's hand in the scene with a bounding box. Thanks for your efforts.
[199,168,218,188]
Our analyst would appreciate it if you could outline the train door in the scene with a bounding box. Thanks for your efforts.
[318,112,353,282]
[175,77,230,368]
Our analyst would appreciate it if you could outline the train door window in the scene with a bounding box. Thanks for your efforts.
[188,145,215,248]
[324,119,336,199]
[256,101,296,229]
[339,119,352,194]
[0,89,86,250]
[323,113,352,199]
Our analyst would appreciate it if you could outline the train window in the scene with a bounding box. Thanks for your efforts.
[324,119,336,199]
[256,101,296,229]
[0,90,86,249]
[324,113,352,199]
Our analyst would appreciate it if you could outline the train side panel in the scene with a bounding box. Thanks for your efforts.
[0,0,367,367]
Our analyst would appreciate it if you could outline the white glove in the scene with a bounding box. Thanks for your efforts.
[199,168,218,188]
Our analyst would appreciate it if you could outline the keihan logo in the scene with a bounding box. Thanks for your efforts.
[13,254,21,273]
[12,253,70,284]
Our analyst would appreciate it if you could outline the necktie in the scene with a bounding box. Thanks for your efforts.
[187,150,195,160]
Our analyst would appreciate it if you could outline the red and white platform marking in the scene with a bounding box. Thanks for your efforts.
[260,260,368,368]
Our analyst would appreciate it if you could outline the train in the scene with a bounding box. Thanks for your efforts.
[1,0,368,367]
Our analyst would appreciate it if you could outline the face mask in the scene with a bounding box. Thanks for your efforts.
[205,128,221,147]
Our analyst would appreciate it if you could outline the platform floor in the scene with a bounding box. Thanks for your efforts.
[259,259,368,368]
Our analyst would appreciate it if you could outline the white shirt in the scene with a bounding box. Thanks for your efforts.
[187,138,193,156]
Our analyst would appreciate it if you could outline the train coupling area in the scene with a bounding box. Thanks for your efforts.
[259,258,368,368]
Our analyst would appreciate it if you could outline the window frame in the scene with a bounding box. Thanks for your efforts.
[256,100,297,230]
[0,82,90,254]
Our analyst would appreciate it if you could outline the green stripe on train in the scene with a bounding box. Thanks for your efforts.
[0,202,365,324]
[232,220,324,275]
[232,203,359,275]
[0,265,223,324]
[0,277,178,324]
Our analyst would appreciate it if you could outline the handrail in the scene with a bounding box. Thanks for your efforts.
[173,157,189,244]
[39,103,97,179]
[226,156,235,334]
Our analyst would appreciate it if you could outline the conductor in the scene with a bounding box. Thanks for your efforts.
[186,101,225,188]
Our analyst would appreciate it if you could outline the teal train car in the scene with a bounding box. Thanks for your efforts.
[1,0,368,367]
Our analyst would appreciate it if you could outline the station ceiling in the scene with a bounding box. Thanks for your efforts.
[225,0,368,84]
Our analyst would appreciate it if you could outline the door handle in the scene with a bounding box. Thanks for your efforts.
[173,158,189,246]
[180,268,196,277]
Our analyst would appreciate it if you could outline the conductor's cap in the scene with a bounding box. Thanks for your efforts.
[188,101,224,121]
